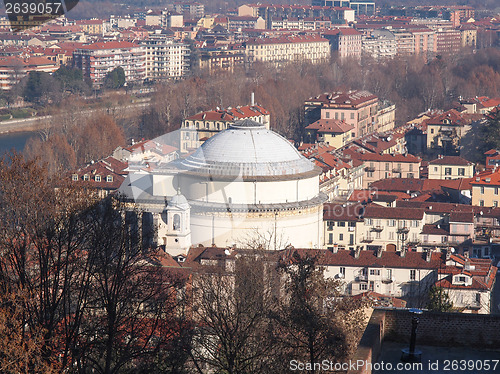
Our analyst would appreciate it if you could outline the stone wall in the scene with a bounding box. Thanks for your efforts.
[347,308,500,374]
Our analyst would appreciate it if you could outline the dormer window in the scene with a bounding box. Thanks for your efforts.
[95,175,101,182]
[72,174,79,181]
[83,174,89,181]
[106,175,113,182]
[453,274,470,286]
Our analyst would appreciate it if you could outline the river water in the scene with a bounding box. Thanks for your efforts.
[0,131,37,156]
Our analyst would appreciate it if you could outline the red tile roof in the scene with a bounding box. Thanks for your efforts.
[429,156,474,166]
[79,41,139,50]
[185,105,269,122]
[306,119,354,133]
[323,203,364,221]
[364,204,424,220]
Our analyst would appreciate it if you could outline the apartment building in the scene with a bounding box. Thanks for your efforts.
[361,30,397,59]
[305,90,379,137]
[245,34,330,66]
[180,104,270,153]
[436,253,496,314]
[0,56,58,90]
[270,17,333,31]
[140,34,190,79]
[311,0,375,16]
[435,29,462,55]
[322,28,362,60]
[360,153,421,188]
[321,249,440,301]
[324,203,364,250]
[73,41,146,87]
[239,4,355,29]
[428,156,475,180]
[75,19,105,35]
[227,16,265,30]
[362,205,425,252]
[471,169,500,207]
[426,109,470,153]
[305,119,354,148]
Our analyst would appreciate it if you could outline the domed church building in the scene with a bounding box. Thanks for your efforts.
[118,119,326,254]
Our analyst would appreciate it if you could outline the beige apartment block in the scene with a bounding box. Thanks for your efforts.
[471,170,500,207]
[361,153,421,188]
[428,156,474,180]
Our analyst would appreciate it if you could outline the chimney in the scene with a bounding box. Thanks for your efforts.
[354,246,361,259]
[426,249,432,262]
[400,248,406,257]
[446,247,452,260]
[464,250,469,259]
[251,92,255,106]
[376,247,383,257]
[332,244,339,254]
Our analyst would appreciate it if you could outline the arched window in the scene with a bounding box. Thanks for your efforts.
[173,214,181,231]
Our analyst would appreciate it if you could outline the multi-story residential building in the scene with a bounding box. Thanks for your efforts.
[161,11,184,28]
[322,28,362,60]
[199,45,245,74]
[75,19,105,35]
[140,34,190,80]
[412,27,436,57]
[392,29,415,55]
[426,109,471,154]
[376,101,396,132]
[227,16,265,30]
[360,153,421,188]
[471,169,500,207]
[324,203,364,250]
[180,104,270,153]
[321,248,440,303]
[270,17,333,31]
[305,90,379,137]
[171,1,205,18]
[305,119,354,148]
[436,253,496,314]
[70,156,128,198]
[361,205,425,252]
[435,29,462,54]
[239,4,355,29]
[245,34,330,67]
[428,156,475,180]
[361,30,397,59]
[73,41,146,87]
[311,0,375,16]
[0,56,58,90]
[459,24,478,48]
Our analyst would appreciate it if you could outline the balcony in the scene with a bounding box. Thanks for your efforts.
[392,167,402,173]
[362,237,373,243]
[397,227,409,234]
[382,276,395,284]
[355,274,368,282]
[365,166,375,172]
[371,226,384,232]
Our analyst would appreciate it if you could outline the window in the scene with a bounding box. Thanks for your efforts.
[407,173,414,178]
[385,172,390,178]
[494,201,498,208]
[412,220,419,227]
[350,113,355,119]
[325,111,330,119]
[480,200,484,207]
[388,219,396,227]
[367,171,374,178]
[445,167,452,175]
[441,236,447,243]
[173,214,181,231]
[72,174,79,181]
[95,175,101,182]
[348,221,356,227]
[458,168,465,176]
[338,221,346,227]
[328,233,333,244]
[360,284,368,291]
[369,281,374,291]
[409,164,413,172]
[339,233,344,241]
[385,163,390,171]
[389,231,394,240]
[369,269,380,276]
[365,218,372,225]
[83,174,89,181]
[386,269,392,279]
[106,175,113,182]
[327,221,334,230]
[410,269,416,280]
[431,128,434,134]
[341,112,344,120]
[476,293,481,304]
[349,234,354,245]
[340,267,345,276]
[434,167,438,172]
[458,276,466,283]
[480,186,485,194]
[495,187,499,195]
[335,112,338,120]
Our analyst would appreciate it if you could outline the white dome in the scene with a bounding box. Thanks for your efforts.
[180,119,315,177]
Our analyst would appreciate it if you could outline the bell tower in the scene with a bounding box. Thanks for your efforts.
[158,189,191,256]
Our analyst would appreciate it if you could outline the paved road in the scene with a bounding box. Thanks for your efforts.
[0,99,151,134]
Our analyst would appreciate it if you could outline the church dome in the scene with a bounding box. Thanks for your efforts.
[180,119,316,178]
